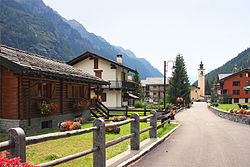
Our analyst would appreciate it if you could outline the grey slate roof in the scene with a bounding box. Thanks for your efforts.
[141,77,169,86]
[0,45,109,85]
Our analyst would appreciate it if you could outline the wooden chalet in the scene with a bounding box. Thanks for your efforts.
[0,45,109,133]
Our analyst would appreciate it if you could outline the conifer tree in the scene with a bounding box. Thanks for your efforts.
[167,54,190,105]
[132,69,144,100]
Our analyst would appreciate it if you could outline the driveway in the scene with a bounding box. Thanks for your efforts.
[131,102,250,167]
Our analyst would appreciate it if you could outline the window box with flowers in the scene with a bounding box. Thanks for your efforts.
[72,98,90,112]
[36,99,58,115]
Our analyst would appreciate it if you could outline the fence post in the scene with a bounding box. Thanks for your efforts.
[93,118,106,167]
[125,106,128,117]
[149,110,157,138]
[144,108,146,116]
[7,128,26,162]
[130,113,140,150]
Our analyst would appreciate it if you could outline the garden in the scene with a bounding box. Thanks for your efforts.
[211,103,250,115]
[0,119,178,167]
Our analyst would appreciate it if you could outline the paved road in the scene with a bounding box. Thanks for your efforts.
[131,102,250,167]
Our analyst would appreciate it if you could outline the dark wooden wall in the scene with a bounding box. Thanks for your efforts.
[1,66,19,119]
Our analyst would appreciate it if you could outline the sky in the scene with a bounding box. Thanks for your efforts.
[43,0,250,83]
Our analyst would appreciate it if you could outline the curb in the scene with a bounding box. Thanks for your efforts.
[117,123,181,167]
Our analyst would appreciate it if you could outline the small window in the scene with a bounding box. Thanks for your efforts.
[233,90,240,95]
[232,81,240,86]
[233,98,239,103]
[153,92,156,95]
[246,90,248,94]
[246,73,249,77]
[246,80,249,85]
[94,58,98,69]
[101,93,107,102]
[245,98,248,103]
[41,120,52,129]
[239,74,242,78]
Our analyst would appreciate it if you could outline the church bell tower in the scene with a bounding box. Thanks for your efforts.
[198,61,205,99]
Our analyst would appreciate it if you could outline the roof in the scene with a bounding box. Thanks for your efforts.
[0,45,109,85]
[218,74,232,80]
[218,69,250,82]
[141,77,168,86]
[67,51,136,73]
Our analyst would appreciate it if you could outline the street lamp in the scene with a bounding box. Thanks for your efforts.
[163,60,175,110]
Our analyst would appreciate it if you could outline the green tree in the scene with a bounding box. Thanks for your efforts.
[132,69,144,100]
[167,54,190,105]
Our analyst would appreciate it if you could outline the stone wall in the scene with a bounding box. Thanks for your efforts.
[208,105,250,125]
[0,109,90,135]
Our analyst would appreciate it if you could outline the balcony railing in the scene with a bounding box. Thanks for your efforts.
[102,80,137,90]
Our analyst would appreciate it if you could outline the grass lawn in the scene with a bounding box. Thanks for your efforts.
[216,104,242,111]
[25,122,178,167]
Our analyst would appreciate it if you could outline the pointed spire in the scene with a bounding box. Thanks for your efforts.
[199,60,204,69]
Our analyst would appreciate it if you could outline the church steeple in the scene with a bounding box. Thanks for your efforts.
[199,61,204,70]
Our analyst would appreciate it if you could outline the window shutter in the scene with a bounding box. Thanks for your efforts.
[67,84,72,98]
[83,86,88,98]
[31,81,39,97]
[51,83,56,98]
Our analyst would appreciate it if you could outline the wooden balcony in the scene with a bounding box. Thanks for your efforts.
[102,80,137,90]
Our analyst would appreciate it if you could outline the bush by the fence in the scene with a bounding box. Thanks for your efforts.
[134,101,147,108]
[59,121,81,131]
[211,102,219,107]
[0,152,36,167]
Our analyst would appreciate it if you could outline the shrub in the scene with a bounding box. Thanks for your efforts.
[59,121,81,131]
[37,99,58,115]
[73,117,86,124]
[134,100,147,108]
[211,103,219,107]
[113,116,127,122]
[238,109,246,115]
[72,98,89,111]
[0,152,37,167]
[105,121,120,133]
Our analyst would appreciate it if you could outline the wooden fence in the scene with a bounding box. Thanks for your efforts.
[0,111,172,167]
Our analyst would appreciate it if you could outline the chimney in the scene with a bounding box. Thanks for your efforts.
[117,54,122,64]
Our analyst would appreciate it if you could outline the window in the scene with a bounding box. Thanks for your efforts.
[234,98,239,103]
[41,120,52,129]
[146,85,149,91]
[94,70,103,78]
[232,81,240,86]
[245,98,248,103]
[153,86,157,89]
[239,74,242,78]
[153,92,156,95]
[94,58,98,69]
[246,73,249,77]
[31,81,56,98]
[67,84,88,98]
[223,89,228,94]
[246,90,248,94]
[233,90,240,95]
[246,80,249,85]
[101,93,107,102]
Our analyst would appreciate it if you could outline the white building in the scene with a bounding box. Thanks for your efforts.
[68,51,137,108]
[141,77,169,103]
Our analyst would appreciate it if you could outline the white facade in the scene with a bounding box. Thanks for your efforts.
[72,53,132,108]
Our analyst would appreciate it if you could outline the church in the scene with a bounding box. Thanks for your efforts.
[190,61,206,101]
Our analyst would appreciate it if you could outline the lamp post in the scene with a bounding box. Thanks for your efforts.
[163,60,175,110]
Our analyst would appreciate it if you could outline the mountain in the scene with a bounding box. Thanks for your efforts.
[0,0,162,79]
[193,47,250,94]
[67,19,163,79]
